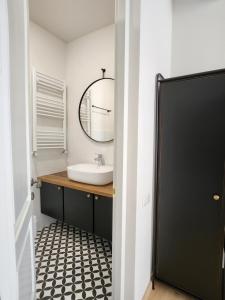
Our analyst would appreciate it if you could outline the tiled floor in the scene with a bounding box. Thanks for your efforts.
[35,222,112,300]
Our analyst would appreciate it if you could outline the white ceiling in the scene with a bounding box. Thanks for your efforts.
[29,0,115,42]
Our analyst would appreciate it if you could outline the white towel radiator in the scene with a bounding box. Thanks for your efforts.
[32,69,67,155]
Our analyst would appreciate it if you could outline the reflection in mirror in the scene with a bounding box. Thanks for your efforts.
[79,78,114,142]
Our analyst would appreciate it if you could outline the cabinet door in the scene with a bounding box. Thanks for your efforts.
[94,195,113,240]
[64,188,93,233]
[40,182,63,220]
[155,71,225,300]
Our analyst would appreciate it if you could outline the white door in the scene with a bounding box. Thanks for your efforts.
[0,0,35,300]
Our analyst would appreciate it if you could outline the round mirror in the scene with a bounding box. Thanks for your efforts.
[79,78,114,142]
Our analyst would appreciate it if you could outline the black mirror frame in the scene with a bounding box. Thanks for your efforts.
[78,77,114,143]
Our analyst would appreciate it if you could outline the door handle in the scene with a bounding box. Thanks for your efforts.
[31,178,38,186]
[31,192,35,200]
[213,194,220,201]
[31,178,41,188]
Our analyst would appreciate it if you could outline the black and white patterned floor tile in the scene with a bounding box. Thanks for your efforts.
[35,222,112,300]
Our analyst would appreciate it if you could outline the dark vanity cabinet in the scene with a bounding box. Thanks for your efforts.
[40,182,113,240]
[94,195,113,241]
[64,188,93,233]
[40,182,64,221]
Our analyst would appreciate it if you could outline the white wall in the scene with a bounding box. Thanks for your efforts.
[134,0,172,299]
[66,25,115,166]
[113,0,172,299]
[172,0,225,76]
[29,22,67,231]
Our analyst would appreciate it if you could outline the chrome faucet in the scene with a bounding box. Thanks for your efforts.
[94,153,105,166]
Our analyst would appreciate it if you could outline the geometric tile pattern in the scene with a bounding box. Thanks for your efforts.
[35,222,112,300]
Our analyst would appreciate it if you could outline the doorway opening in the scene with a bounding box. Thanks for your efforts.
[29,1,115,299]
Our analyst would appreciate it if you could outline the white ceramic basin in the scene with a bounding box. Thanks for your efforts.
[67,163,113,185]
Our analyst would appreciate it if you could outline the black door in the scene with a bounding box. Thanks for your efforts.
[64,188,93,233]
[94,195,113,240]
[40,182,63,221]
[155,70,225,300]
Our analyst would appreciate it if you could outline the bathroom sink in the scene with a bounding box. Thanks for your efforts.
[67,164,113,185]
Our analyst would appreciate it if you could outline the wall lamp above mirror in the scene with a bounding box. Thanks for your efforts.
[78,69,114,143]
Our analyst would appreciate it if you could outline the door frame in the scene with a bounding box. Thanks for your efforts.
[113,0,141,299]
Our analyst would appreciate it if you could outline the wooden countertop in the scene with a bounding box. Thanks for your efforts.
[38,171,113,198]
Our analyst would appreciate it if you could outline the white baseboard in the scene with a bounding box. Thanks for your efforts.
[142,281,152,300]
